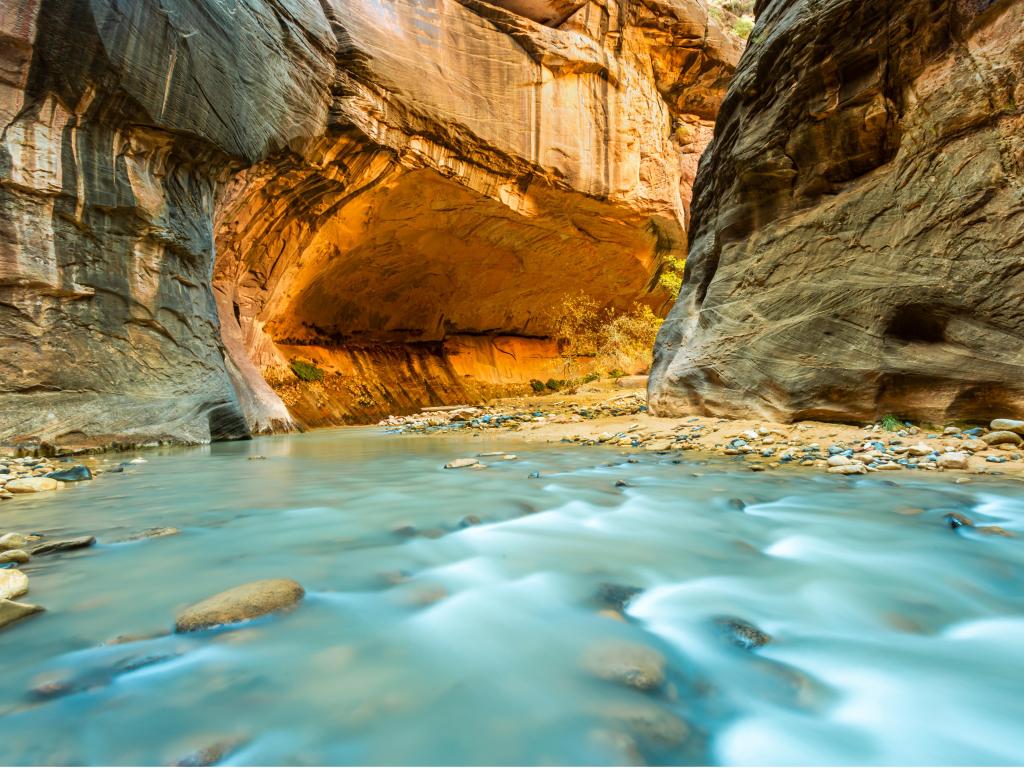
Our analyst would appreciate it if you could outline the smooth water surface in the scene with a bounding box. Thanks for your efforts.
[1,428,1023,765]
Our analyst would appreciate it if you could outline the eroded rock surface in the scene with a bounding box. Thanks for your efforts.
[1,0,739,446]
[650,0,1024,424]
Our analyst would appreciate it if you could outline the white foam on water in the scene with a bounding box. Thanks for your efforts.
[756,643,1024,764]
[972,493,1024,530]
[715,711,873,766]
[116,645,231,684]
[943,616,1024,643]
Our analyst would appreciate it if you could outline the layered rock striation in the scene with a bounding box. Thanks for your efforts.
[650,0,1024,423]
[1,0,738,447]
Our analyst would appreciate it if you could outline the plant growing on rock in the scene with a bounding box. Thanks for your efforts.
[657,255,686,298]
[290,360,325,383]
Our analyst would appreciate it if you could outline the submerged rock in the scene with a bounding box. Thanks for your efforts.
[595,583,643,612]
[598,701,691,747]
[172,739,247,767]
[944,512,974,530]
[116,527,181,543]
[444,458,481,469]
[30,536,96,556]
[0,598,44,631]
[713,616,772,650]
[581,641,666,691]
[175,579,305,632]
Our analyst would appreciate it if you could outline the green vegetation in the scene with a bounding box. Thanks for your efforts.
[530,379,546,394]
[608,369,626,379]
[546,379,566,391]
[290,360,325,383]
[880,414,901,432]
[657,254,686,297]
[708,0,755,41]
[732,16,754,38]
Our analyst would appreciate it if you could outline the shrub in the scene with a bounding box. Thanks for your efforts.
[880,414,901,432]
[657,254,686,297]
[732,16,754,38]
[291,360,324,383]
[530,379,546,393]
[595,304,663,376]
[549,294,663,377]
[545,379,564,391]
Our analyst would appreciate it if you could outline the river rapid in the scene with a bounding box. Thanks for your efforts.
[1,428,1023,766]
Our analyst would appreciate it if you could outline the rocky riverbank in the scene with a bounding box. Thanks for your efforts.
[379,382,1024,483]
[0,454,161,633]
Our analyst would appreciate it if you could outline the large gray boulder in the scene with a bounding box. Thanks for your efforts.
[650,0,1024,424]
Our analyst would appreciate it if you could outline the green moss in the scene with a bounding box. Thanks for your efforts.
[291,360,324,383]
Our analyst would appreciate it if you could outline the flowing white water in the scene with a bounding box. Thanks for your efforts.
[0,428,1022,765]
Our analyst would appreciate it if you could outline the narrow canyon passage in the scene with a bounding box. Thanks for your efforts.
[0,0,740,447]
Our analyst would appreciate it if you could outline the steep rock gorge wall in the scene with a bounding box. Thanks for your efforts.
[0,0,738,447]
[650,0,1024,424]
[213,0,741,429]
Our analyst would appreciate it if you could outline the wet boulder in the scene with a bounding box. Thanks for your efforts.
[0,569,29,600]
[5,477,58,493]
[46,465,93,482]
[0,549,30,565]
[598,701,691,747]
[595,583,643,612]
[30,536,96,556]
[444,458,482,469]
[713,616,772,650]
[0,598,44,631]
[175,579,305,632]
[115,527,181,543]
[581,640,666,691]
[0,532,29,551]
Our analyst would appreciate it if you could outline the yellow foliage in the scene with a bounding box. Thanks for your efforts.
[549,293,663,377]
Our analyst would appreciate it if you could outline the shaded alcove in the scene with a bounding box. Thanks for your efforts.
[211,133,679,429]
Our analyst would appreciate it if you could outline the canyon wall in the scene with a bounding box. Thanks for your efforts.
[650,0,1024,424]
[0,0,738,449]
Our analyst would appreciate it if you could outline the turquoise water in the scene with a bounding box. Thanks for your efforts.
[1,428,1023,765]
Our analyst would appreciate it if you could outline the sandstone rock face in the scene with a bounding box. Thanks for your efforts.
[650,0,1024,424]
[1,0,739,446]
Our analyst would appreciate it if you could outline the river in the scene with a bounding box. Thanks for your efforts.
[1,428,1022,765]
